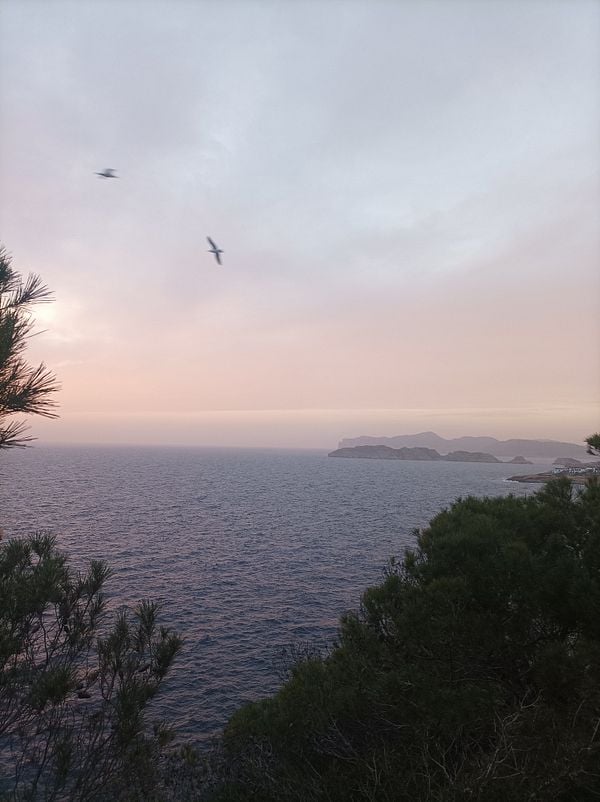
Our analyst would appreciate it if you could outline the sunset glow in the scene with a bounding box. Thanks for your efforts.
[1,0,598,448]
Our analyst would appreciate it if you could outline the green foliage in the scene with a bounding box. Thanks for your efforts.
[0,245,59,449]
[587,432,600,456]
[0,534,183,801]
[220,479,600,801]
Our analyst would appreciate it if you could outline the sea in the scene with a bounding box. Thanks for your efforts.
[0,445,544,743]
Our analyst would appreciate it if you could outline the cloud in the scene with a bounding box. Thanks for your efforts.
[1,0,598,445]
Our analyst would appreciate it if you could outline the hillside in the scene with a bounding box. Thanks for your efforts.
[337,431,588,459]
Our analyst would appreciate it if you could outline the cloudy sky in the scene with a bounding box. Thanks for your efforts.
[1,0,598,448]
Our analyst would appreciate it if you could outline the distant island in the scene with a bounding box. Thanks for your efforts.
[329,446,502,463]
[337,431,589,460]
[329,446,600,478]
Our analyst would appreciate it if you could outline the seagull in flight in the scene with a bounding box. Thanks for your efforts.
[207,236,224,265]
[95,168,118,179]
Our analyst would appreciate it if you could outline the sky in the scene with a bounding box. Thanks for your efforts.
[0,0,599,449]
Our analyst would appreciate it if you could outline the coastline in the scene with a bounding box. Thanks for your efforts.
[507,472,597,485]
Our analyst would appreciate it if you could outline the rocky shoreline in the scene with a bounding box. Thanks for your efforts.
[507,472,596,485]
[328,445,600,483]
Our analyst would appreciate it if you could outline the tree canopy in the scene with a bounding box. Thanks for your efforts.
[219,478,600,801]
[587,433,600,456]
[0,533,183,801]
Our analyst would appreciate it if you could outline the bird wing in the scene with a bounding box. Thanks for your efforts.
[207,236,217,249]
[215,251,222,265]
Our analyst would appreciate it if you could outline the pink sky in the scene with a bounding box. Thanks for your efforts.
[1,0,599,449]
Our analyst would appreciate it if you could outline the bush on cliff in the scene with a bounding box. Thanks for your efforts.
[217,477,600,802]
[0,533,182,801]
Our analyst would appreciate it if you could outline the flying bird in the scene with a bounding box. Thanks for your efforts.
[95,168,118,179]
[207,236,224,265]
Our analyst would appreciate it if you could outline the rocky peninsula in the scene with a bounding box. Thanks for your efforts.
[328,445,501,463]
[337,431,589,460]
[508,472,596,486]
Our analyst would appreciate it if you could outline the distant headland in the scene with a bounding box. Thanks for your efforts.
[508,469,600,485]
[336,431,589,460]
[329,445,506,463]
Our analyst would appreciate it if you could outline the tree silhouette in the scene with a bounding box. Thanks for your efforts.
[0,245,59,449]
[0,534,183,800]
[586,433,600,456]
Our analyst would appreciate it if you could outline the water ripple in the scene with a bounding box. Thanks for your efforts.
[0,446,538,742]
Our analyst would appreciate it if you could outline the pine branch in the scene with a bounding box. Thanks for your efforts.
[0,243,60,450]
[2,273,54,310]
[0,419,35,449]
[0,363,60,417]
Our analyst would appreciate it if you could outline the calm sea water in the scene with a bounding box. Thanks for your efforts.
[0,445,541,742]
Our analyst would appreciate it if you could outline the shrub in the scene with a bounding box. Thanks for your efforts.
[0,533,182,801]
[220,478,600,801]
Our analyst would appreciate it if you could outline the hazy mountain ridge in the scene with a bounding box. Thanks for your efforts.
[337,431,589,458]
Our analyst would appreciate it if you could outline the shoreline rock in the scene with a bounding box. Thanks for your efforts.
[507,472,596,485]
